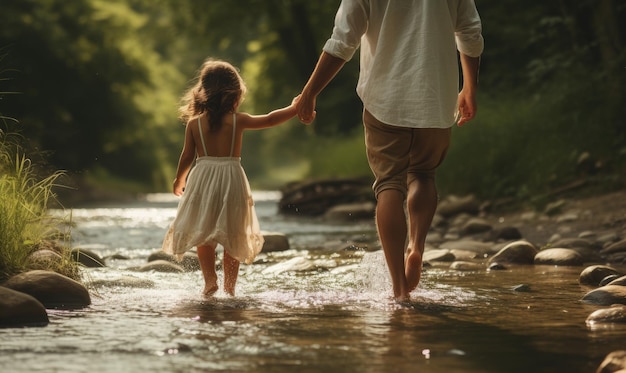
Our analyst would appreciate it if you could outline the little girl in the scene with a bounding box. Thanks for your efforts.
[161,58,298,296]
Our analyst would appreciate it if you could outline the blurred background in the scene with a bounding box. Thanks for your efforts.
[0,0,624,205]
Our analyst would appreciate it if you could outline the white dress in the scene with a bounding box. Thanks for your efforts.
[161,114,264,264]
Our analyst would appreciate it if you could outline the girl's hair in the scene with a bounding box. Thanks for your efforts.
[178,59,247,131]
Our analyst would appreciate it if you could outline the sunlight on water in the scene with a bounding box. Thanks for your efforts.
[5,192,624,373]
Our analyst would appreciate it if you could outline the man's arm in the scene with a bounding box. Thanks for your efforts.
[456,53,481,126]
[297,52,347,124]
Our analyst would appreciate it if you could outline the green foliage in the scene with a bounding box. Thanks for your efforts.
[1,0,625,203]
[0,130,78,282]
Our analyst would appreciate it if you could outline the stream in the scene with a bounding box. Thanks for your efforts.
[1,191,624,372]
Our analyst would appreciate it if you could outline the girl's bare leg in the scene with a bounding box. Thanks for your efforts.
[223,250,240,296]
[197,244,218,296]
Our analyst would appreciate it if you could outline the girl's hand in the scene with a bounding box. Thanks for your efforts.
[173,178,185,196]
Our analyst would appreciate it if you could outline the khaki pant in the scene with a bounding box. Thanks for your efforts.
[363,109,451,198]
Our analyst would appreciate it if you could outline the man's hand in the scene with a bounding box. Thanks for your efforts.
[456,89,477,126]
[296,92,317,124]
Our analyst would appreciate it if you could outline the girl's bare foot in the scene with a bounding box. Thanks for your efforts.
[203,284,218,297]
[405,249,423,292]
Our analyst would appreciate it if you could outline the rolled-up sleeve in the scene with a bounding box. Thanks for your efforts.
[455,0,484,57]
[322,0,369,61]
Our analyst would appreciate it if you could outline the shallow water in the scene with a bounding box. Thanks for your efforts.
[1,192,625,373]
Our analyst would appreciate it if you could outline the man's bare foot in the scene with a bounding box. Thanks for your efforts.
[405,249,423,292]
[203,284,218,297]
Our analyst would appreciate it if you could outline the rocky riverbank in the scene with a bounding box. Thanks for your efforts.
[2,185,626,372]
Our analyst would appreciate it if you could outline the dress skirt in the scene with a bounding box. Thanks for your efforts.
[161,157,264,264]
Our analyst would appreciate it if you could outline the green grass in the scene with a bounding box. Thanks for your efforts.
[0,131,79,282]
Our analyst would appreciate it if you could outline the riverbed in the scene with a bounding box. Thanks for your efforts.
[1,192,624,372]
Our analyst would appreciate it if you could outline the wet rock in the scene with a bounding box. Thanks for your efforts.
[488,263,507,271]
[439,240,493,256]
[27,249,63,270]
[71,248,106,267]
[0,286,49,327]
[3,270,91,309]
[323,202,375,221]
[449,261,483,271]
[138,260,184,273]
[581,285,626,306]
[437,195,480,217]
[596,350,626,373]
[488,226,522,241]
[488,240,538,265]
[423,249,455,262]
[544,199,566,216]
[461,218,492,235]
[262,232,290,252]
[600,275,622,287]
[278,177,374,216]
[449,249,482,261]
[586,305,626,325]
[579,265,624,286]
[606,252,626,264]
[551,237,599,250]
[534,248,585,266]
[512,284,531,292]
[148,251,200,271]
[601,239,626,256]
[607,276,626,287]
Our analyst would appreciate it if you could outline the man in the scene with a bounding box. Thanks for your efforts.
[296,0,484,300]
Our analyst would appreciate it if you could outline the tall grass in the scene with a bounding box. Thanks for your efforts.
[0,131,78,282]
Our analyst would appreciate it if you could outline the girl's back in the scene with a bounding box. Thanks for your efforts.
[193,113,242,158]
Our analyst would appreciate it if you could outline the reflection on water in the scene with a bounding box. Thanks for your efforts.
[1,193,625,372]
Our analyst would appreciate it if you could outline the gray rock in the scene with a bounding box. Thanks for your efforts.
[534,248,585,266]
[579,265,623,286]
[439,240,493,255]
[323,202,375,221]
[586,305,626,325]
[262,232,290,252]
[71,248,105,267]
[544,199,566,216]
[600,275,622,287]
[449,261,484,271]
[607,275,626,287]
[596,350,626,373]
[581,285,626,306]
[423,249,455,262]
[488,240,538,265]
[512,284,531,292]
[488,263,507,271]
[148,251,200,271]
[550,237,599,250]
[437,195,480,217]
[489,226,522,241]
[3,270,91,309]
[138,260,184,273]
[461,218,492,235]
[601,238,626,255]
[0,286,49,327]
[27,249,63,270]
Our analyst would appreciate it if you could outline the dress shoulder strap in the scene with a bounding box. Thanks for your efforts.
[197,117,208,156]
[229,113,236,157]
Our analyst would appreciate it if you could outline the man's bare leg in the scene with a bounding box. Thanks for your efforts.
[405,174,438,292]
[376,189,410,300]
[197,244,218,296]
[223,250,240,296]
